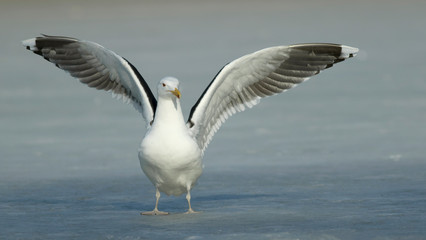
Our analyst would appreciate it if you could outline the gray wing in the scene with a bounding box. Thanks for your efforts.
[187,43,358,154]
[22,35,157,128]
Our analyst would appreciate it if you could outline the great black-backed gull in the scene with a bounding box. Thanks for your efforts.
[22,35,358,215]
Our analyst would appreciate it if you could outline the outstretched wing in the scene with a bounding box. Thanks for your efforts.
[22,35,157,128]
[187,43,358,154]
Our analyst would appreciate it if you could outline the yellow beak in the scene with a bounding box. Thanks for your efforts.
[169,88,181,99]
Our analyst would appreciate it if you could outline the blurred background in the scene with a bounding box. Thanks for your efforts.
[1,0,425,239]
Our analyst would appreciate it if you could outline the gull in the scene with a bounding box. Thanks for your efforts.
[22,35,358,215]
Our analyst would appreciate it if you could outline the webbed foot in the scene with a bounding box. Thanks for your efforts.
[184,208,201,214]
[141,209,169,216]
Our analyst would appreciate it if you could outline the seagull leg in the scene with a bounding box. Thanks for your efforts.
[184,189,200,214]
[141,188,169,215]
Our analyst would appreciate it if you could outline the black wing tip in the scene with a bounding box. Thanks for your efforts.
[22,34,79,53]
[289,43,358,59]
[39,34,80,41]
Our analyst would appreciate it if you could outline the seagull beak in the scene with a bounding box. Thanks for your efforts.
[169,88,181,99]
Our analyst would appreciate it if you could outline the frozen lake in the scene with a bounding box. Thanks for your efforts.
[1,0,426,239]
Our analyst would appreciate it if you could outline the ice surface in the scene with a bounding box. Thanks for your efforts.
[1,0,426,239]
[2,161,425,239]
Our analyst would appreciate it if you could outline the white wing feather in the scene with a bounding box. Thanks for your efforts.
[187,44,358,154]
[22,35,157,128]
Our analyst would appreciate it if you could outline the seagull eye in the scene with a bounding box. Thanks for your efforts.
[162,83,166,87]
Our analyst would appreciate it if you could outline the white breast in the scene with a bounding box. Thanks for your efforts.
[138,97,203,196]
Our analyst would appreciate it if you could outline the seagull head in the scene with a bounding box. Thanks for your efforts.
[158,77,181,99]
